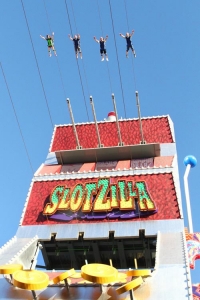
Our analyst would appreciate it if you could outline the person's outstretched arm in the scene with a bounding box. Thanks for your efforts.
[68,34,73,41]
[40,35,46,40]
[119,33,125,38]
[51,32,55,40]
[130,30,135,37]
[105,35,108,41]
[94,36,99,43]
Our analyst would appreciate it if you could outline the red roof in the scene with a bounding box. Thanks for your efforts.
[50,117,173,152]
[108,111,116,117]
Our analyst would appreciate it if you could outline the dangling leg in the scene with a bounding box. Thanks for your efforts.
[126,45,129,58]
[131,45,136,58]
[78,47,83,59]
[48,46,52,57]
[105,50,109,61]
[52,45,57,57]
[100,50,104,61]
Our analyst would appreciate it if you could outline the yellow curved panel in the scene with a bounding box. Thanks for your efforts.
[13,270,49,290]
[0,264,23,275]
[117,273,127,283]
[53,268,75,284]
[116,276,143,295]
[81,263,118,284]
[78,279,92,284]
[70,272,82,279]
[126,269,151,277]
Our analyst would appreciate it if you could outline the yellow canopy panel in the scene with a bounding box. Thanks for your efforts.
[81,263,118,284]
[13,270,49,291]
[0,264,23,275]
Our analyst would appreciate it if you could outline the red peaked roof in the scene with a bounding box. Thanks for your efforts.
[50,116,174,152]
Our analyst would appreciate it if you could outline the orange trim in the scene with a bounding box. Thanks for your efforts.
[116,160,130,170]
[36,165,62,175]
[79,162,96,172]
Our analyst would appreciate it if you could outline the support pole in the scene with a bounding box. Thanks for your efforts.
[66,98,81,149]
[30,243,42,270]
[184,164,193,233]
[31,290,37,300]
[183,155,197,233]
[135,91,145,144]
[129,289,134,300]
[90,96,102,147]
[134,258,138,270]
[64,278,69,290]
[111,94,123,146]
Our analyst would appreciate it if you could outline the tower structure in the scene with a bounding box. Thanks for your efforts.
[0,109,193,299]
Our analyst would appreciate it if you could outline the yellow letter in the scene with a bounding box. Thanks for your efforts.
[70,184,84,212]
[43,185,64,215]
[93,178,111,212]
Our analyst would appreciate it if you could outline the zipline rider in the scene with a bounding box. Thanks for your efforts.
[40,32,57,57]
[94,36,109,61]
[119,30,136,58]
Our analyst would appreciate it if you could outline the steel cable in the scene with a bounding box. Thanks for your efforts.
[70,0,91,100]
[20,0,54,128]
[0,62,34,173]
[64,0,90,121]
[123,0,137,90]
[97,0,113,94]
[108,0,127,118]
[43,0,67,99]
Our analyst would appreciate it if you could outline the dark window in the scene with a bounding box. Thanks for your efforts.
[40,235,157,270]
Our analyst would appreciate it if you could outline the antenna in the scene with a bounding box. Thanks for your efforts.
[90,96,102,148]
[111,94,123,146]
[66,98,81,149]
[135,91,145,144]
[183,155,197,233]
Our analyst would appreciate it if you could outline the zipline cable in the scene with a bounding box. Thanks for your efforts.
[124,0,137,90]
[43,0,67,99]
[43,0,52,34]
[70,0,90,100]
[96,0,113,94]
[41,0,65,169]
[1,63,51,225]
[20,0,54,128]
[124,0,141,223]
[108,0,127,118]
[64,0,90,121]
[0,62,34,173]
[98,0,132,150]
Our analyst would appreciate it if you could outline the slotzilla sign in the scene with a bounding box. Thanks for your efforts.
[43,178,157,221]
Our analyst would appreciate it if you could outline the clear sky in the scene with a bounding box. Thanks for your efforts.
[0,0,200,283]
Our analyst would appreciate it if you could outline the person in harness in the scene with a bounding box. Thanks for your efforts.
[68,34,82,59]
[40,32,57,57]
[119,30,136,58]
[93,35,109,61]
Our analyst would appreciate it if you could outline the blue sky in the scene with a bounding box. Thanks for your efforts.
[0,0,200,283]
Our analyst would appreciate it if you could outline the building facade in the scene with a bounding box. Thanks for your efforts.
[0,114,193,299]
